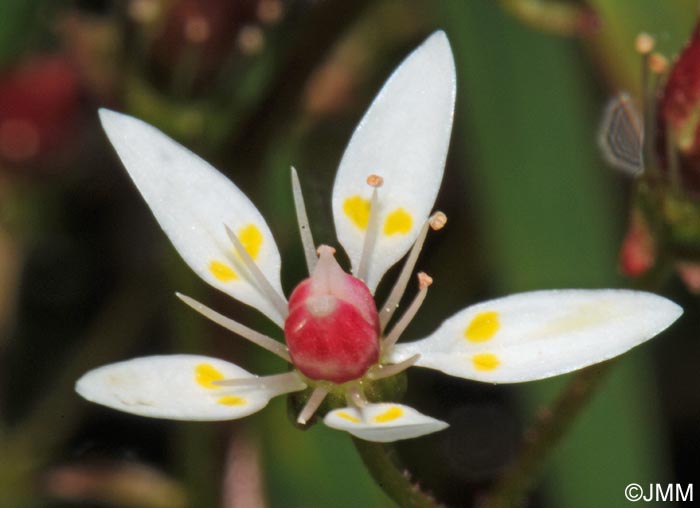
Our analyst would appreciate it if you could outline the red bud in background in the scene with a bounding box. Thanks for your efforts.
[675,261,700,293]
[657,21,700,193]
[619,209,656,277]
[0,54,85,173]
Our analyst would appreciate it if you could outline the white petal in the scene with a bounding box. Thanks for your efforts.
[324,403,448,442]
[332,31,456,292]
[75,355,302,421]
[389,289,682,383]
[99,110,285,326]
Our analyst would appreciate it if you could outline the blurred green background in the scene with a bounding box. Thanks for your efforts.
[0,1,698,507]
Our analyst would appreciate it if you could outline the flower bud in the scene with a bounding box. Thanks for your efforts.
[284,245,379,384]
[0,54,85,173]
[619,209,656,277]
[657,21,700,194]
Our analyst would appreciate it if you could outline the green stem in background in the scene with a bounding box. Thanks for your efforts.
[498,0,597,37]
[480,361,614,508]
[353,438,444,508]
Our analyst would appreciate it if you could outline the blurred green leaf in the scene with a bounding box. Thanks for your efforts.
[260,401,394,508]
[0,0,44,66]
[441,1,672,506]
[588,0,699,94]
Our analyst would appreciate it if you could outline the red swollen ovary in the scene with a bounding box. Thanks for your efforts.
[284,246,379,384]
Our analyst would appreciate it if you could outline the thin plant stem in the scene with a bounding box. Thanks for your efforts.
[479,361,614,508]
[353,439,445,508]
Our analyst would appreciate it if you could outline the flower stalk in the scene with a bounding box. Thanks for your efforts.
[353,439,445,508]
[480,361,614,508]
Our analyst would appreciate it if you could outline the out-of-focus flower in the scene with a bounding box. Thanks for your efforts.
[658,22,700,194]
[77,33,681,443]
[619,208,656,277]
[0,54,85,172]
[600,22,700,292]
[137,0,264,92]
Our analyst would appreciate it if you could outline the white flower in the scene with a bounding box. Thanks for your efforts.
[76,32,682,443]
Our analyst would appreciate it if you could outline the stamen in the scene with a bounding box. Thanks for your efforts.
[176,293,291,362]
[666,128,681,192]
[347,384,368,409]
[297,386,329,424]
[355,175,383,283]
[379,211,445,332]
[636,33,658,176]
[366,174,384,187]
[367,354,420,380]
[224,225,289,320]
[382,272,432,351]
[429,211,447,231]
[649,52,668,75]
[634,33,655,55]
[214,372,306,395]
[290,167,317,274]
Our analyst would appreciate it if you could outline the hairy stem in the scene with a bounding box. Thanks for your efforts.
[480,361,614,508]
[353,439,445,508]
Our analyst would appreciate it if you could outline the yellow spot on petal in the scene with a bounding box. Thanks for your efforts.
[195,363,225,389]
[238,224,263,260]
[374,406,403,423]
[383,208,412,236]
[337,411,361,423]
[209,261,237,282]
[343,195,371,230]
[465,311,500,342]
[217,395,246,406]
[472,353,500,371]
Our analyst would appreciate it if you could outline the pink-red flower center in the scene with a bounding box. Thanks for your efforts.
[284,245,380,384]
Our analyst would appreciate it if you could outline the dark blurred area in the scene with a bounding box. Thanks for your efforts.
[0,1,698,507]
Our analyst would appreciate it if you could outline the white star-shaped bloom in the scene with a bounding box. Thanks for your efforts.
[76,32,682,443]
